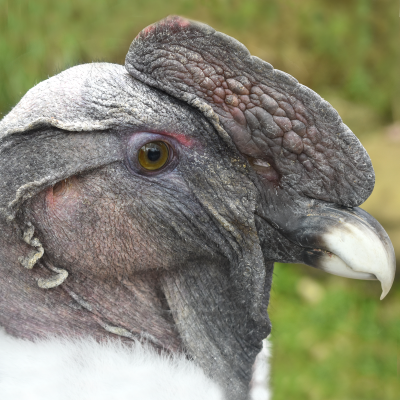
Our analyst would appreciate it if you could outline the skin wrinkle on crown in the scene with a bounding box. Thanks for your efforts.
[0,63,139,145]
[0,117,114,138]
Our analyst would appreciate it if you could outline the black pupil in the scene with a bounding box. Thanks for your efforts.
[147,147,161,162]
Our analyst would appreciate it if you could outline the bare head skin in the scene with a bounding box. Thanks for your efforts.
[0,16,395,400]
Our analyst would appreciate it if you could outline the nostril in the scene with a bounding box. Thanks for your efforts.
[247,157,281,186]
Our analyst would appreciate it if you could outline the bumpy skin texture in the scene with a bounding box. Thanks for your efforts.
[0,17,377,400]
[125,16,374,208]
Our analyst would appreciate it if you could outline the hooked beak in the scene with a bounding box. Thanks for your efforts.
[282,204,396,300]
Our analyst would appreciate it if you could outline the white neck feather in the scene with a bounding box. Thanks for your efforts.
[0,328,270,400]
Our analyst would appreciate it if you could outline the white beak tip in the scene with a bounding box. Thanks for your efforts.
[380,278,395,300]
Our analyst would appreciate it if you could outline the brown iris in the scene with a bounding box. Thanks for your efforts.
[138,141,169,171]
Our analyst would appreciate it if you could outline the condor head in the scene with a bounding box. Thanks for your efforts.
[0,16,395,400]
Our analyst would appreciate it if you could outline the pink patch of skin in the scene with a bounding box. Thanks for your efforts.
[138,130,198,148]
[45,177,81,211]
[160,131,197,148]
[173,17,191,28]
[137,16,190,39]
[139,24,156,38]
[45,186,58,209]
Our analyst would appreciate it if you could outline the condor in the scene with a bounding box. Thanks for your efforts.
[0,16,395,400]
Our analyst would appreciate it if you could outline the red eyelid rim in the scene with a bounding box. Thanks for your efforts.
[154,131,197,148]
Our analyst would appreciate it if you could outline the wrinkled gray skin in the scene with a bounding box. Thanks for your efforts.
[0,16,378,400]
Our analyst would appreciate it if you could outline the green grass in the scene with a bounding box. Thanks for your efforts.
[1,1,399,398]
[270,263,400,400]
[1,0,399,120]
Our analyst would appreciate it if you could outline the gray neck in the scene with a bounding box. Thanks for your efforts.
[0,220,182,352]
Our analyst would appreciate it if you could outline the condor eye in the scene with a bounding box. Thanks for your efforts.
[138,141,169,171]
[126,133,178,176]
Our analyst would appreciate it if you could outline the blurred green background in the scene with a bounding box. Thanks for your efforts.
[1,0,399,399]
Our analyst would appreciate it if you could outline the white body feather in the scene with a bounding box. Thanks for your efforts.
[0,328,270,400]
